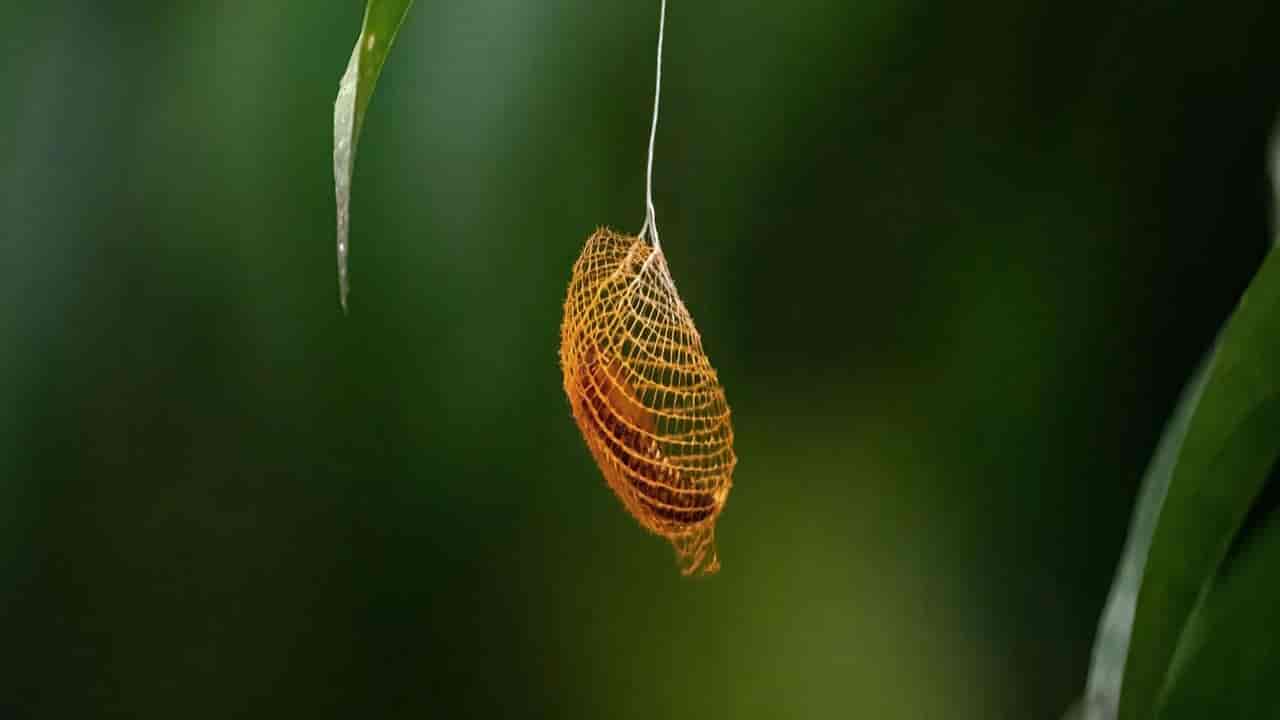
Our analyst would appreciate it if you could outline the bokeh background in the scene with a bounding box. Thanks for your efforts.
[4,2,1280,718]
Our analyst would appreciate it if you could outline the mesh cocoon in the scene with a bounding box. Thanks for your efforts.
[560,228,736,575]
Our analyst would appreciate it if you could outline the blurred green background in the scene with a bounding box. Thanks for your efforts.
[3,2,1280,718]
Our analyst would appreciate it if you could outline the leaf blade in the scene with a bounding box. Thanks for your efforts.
[333,0,415,312]
[1076,350,1214,719]
[1118,248,1280,719]
[1155,504,1280,719]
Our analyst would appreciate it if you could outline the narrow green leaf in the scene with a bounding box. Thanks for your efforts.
[1155,506,1280,719]
[1074,351,1214,720]
[334,0,415,312]
[1118,248,1280,719]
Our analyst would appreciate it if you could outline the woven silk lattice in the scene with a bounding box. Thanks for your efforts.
[560,228,736,575]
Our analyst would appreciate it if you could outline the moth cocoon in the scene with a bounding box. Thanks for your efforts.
[560,228,736,575]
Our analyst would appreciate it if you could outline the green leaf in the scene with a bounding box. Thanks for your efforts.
[334,0,415,312]
[1155,505,1280,719]
[1075,350,1214,720]
[1117,248,1280,719]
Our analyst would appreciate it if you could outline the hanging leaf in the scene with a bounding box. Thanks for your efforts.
[333,0,415,311]
[1116,247,1280,719]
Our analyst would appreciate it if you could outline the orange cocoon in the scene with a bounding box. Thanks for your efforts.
[560,228,736,575]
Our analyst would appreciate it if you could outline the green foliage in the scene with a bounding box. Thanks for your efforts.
[1081,247,1280,719]
[333,0,415,311]
[1121,248,1280,718]
[1157,507,1280,718]
[1081,348,1213,716]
